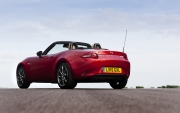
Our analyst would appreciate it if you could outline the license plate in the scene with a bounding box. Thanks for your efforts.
[103,67,122,73]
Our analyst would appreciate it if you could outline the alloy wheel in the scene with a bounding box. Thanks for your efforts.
[17,68,25,86]
[57,65,68,86]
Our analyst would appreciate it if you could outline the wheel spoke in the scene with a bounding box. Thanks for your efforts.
[59,69,62,74]
[64,78,67,83]
[21,78,23,84]
[21,70,25,78]
[18,71,22,76]
[18,78,22,84]
[58,75,62,79]
[18,69,25,78]
[61,66,64,74]
[21,70,24,75]
[59,70,62,74]
[64,68,68,76]
[62,79,64,85]
[58,76,61,82]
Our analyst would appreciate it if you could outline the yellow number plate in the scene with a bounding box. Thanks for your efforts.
[103,67,122,73]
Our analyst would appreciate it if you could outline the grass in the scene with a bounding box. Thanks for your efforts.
[136,86,144,89]
[158,85,180,88]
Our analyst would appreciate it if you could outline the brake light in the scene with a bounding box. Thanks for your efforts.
[82,53,98,59]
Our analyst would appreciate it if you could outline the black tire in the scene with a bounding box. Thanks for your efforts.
[57,63,77,89]
[109,79,128,89]
[16,66,30,89]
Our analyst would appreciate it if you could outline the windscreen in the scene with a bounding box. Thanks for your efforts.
[46,43,69,55]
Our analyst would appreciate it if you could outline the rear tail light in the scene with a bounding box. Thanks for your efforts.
[82,53,98,59]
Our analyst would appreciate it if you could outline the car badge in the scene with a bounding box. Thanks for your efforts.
[110,51,113,55]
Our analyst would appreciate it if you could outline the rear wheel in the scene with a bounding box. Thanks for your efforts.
[57,63,77,89]
[109,79,127,89]
[16,66,30,89]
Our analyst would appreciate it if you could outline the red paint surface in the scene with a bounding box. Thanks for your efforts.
[18,49,130,83]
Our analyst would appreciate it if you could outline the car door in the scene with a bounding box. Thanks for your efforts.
[30,43,69,81]
[29,55,54,81]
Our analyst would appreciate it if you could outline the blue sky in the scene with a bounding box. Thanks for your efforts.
[0,0,180,88]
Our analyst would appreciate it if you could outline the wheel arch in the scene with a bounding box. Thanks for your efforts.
[16,63,31,82]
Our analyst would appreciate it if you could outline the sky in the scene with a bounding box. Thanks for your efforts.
[0,0,180,88]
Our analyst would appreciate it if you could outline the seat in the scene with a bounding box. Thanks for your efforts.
[92,44,95,48]
[72,45,76,49]
[72,43,78,49]
[68,43,71,49]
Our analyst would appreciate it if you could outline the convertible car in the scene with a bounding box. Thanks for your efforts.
[16,41,130,89]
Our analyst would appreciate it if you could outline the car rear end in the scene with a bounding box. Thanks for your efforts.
[72,49,130,83]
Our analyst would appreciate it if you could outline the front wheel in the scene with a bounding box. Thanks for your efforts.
[57,63,77,89]
[109,79,128,89]
[16,66,30,89]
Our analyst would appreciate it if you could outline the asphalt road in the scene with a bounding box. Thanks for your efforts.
[0,88,180,113]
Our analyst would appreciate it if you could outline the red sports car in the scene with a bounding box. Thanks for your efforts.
[16,41,130,89]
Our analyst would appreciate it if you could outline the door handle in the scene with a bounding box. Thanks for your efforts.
[42,56,49,59]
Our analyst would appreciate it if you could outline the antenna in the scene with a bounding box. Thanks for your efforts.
[123,30,127,52]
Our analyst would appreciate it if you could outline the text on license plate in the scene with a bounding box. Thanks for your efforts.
[103,67,122,73]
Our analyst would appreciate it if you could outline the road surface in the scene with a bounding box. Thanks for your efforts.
[0,88,180,113]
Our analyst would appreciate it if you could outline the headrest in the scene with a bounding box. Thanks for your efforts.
[92,43,101,49]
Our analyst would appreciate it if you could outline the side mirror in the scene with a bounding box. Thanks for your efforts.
[37,51,42,58]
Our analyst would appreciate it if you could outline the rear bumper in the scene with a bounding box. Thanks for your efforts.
[76,74,128,83]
